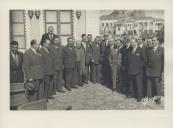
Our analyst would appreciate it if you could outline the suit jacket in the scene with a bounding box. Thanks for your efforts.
[10,51,24,83]
[23,48,44,80]
[91,42,101,64]
[81,41,91,64]
[63,45,77,69]
[126,46,147,75]
[109,47,121,68]
[50,44,64,71]
[146,46,164,77]
[100,39,108,58]
[120,44,132,69]
[39,47,55,75]
[75,47,85,71]
[41,33,57,44]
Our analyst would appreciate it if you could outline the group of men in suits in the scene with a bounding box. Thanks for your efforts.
[120,36,164,104]
[10,26,164,105]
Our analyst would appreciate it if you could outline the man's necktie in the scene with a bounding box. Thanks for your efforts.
[15,54,18,66]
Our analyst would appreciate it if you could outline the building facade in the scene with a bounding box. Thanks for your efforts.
[10,10,100,52]
[100,16,164,37]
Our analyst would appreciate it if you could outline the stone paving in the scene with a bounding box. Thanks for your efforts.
[47,82,164,110]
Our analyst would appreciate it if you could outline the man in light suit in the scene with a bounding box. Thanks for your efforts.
[39,39,55,101]
[109,38,121,91]
[81,34,91,84]
[23,39,44,101]
[146,37,164,104]
[126,38,147,102]
[41,26,57,44]
[10,41,24,83]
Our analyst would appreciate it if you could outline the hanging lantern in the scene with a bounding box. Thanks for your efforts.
[76,10,81,20]
[35,10,40,20]
[28,10,34,19]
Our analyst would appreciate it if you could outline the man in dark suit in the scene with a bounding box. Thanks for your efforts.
[41,26,57,44]
[23,39,44,101]
[126,38,147,102]
[87,34,93,81]
[10,41,24,83]
[90,36,102,84]
[146,37,164,104]
[63,37,78,91]
[39,39,55,101]
[81,34,91,84]
[50,36,65,93]
[120,37,131,94]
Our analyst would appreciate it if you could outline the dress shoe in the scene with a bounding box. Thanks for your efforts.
[126,95,133,99]
[155,98,161,104]
[71,85,79,89]
[48,96,55,99]
[66,88,71,91]
[137,98,142,102]
[65,105,72,110]
[57,89,65,93]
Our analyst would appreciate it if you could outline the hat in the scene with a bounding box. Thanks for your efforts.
[24,81,35,91]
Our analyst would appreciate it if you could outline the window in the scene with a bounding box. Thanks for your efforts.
[44,10,73,45]
[10,10,26,51]
[118,27,120,31]
[145,22,147,27]
[102,23,104,27]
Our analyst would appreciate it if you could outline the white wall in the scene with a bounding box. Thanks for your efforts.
[86,10,100,38]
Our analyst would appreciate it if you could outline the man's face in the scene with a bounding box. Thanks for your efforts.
[104,35,109,40]
[68,38,74,47]
[33,41,40,51]
[152,37,159,47]
[11,44,18,54]
[44,40,51,48]
[147,39,153,48]
[131,39,137,48]
[95,37,100,44]
[54,38,61,46]
[48,27,54,34]
[138,37,143,45]
[108,39,114,46]
[76,41,81,48]
[87,35,92,42]
[82,35,87,42]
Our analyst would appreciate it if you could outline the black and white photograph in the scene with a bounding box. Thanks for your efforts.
[9,9,164,110]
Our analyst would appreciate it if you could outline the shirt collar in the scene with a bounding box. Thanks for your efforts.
[31,47,37,54]
[43,46,49,53]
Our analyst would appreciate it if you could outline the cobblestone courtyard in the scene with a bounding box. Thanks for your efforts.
[47,83,164,110]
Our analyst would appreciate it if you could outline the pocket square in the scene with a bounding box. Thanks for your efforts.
[136,53,140,55]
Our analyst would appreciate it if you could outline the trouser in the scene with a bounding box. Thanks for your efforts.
[76,62,82,85]
[44,74,54,99]
[26,79,44,102]
[120,67,129,94]
[142,67,147,97]
[102,61,112,85]
[55,70,63,91]
[65,68,75,89]
[111,65,119,89]
[146,76,161,98]
[85,63,90,82]
[128,73,143,100]
[91,64,100,83]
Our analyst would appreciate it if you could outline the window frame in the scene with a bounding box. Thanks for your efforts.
[44,10,73,37]
[10,10,26,50]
